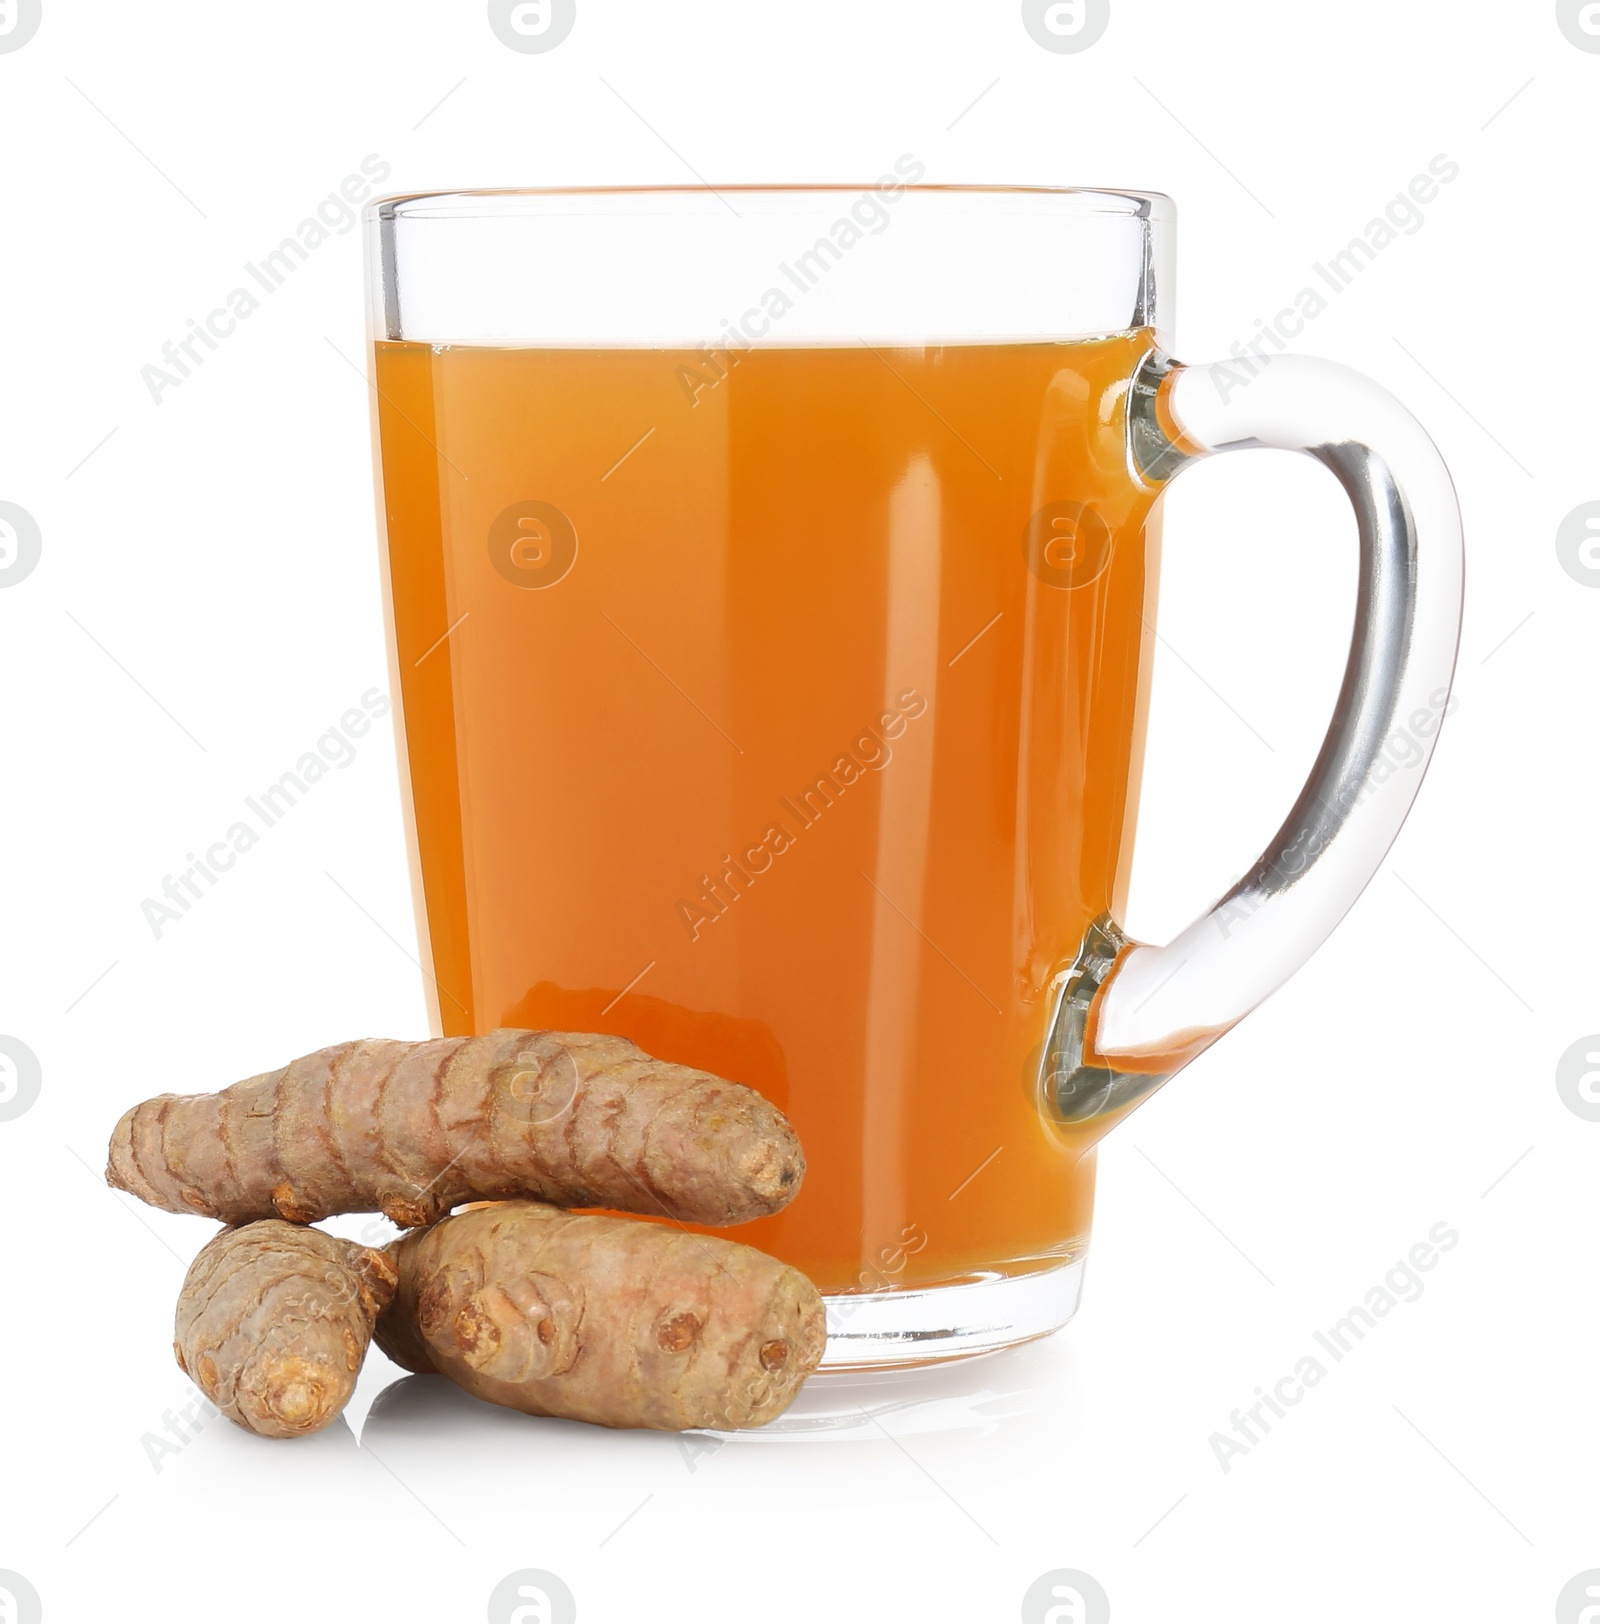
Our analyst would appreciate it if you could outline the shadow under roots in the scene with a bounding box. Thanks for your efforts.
[360,1335,1060,1454]
[361,1373,678,1453]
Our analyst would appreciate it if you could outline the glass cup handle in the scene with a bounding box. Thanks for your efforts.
[1045,352,1465,1128]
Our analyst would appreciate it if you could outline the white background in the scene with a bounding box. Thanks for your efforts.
[1,2,1594,1620]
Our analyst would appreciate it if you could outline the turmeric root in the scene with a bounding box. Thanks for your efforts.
[375,1201,826,1431]
[107,1029,804,1229]
[174,1221,397,1439]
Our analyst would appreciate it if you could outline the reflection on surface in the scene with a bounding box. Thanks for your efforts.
[364,1371,543,1440]
[152,1333,1084,1545]
[360,1372,676,1457]
[714,1348,1044,1444]
[159,1409,361,1514]
[185,1409,359,1462]
[359,1334,1068,1456]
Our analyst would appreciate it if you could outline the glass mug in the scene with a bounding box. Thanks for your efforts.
[365,185,1462,1369]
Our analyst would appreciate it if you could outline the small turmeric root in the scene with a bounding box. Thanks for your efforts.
[375,1201,826,1431]
[107,1029,804,1229]
[175,1221,397,1439]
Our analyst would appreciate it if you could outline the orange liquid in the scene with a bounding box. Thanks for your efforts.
[374,332,1161,1294]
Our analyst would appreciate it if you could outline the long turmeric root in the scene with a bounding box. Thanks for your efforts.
[175,1221,397,1439]
[375,1201,826,1431]
[107,1029,804,1229]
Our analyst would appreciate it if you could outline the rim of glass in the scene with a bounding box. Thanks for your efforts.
[371,183,1175,221]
